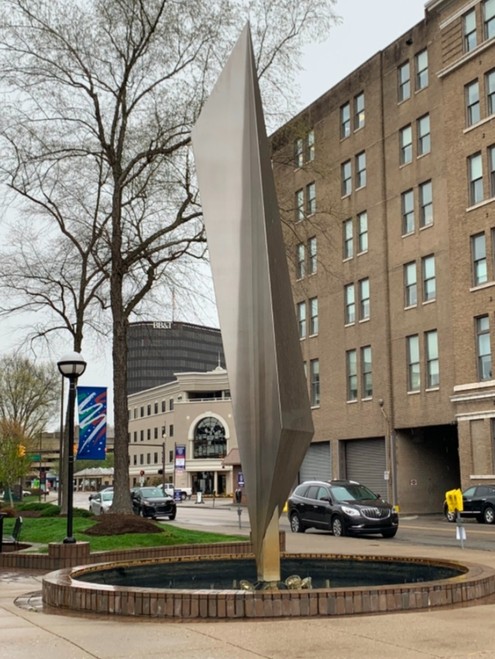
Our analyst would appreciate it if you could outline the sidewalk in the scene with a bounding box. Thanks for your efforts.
[3,531,495,658]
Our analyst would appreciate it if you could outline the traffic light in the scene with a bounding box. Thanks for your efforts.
[17,444,26,457]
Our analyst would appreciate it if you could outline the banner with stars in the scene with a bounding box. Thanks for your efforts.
[76,386,107,460]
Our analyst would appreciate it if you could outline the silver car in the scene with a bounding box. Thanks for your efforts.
[89,490,113,515]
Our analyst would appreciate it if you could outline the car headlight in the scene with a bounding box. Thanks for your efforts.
[143,500,151,506]
[341,506,360,517]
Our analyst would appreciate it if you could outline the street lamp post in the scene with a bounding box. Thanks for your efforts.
[57,351,87,544]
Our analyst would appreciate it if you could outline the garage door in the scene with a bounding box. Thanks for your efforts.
[344,438,386,495]
[299,442,331,483]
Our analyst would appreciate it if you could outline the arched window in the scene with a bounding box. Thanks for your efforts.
[194,417,226,459]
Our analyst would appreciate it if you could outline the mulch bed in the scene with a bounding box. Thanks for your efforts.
[83,514,163,536]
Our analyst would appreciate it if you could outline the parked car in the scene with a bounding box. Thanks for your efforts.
[131,486,177,520]
[89,486,113,501]
[89,490,114,515]
[444,485,495,524]
[287,479,399,538]
[158,483,192,501]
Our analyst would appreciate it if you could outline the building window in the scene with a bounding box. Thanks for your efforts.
[359,278,370,320]
[306,182,316,215]
[133,408,137,419]
[466,80,480,126]
[133,455,137,465]
[355,151,366,188]
[341,102,351,138]
[306,129,315,162]
[417,114,431,155]
[361,345,372,398]
[147,404,151,416]
[422,255,436,302]
[415,49,428,90]
[154,452,158,464]
[346,350,358,401]
[295,189,304,221]
[154,427,158,439]
[404,262,417,307]
[194,417,226,459]
[468,152,484,205]
[294,137,304,168]
[310,359,320,406]
[344,283,356,324]
[489,145,495,197]
[296,242,305,279]
[419,180,433,227]
[484,0,495,39]
[425,330,439,388]
[169,424,174,437]
[154,401,158,414]
[133,431,137,443]
[309,297,319,335]
[476,315,492,380]
[140,430,144,441]
[343,219,353,259]
[140,454,144,465]
[472,233,488,285]
[464,9,478,52]
[407,335,420,392]
[297,301,307,338]
[402,189,415,234]
[357,211,368,253]
[147,428,151,440]
[161,400,166,412]
[341,160,352,196]
[169,398,174,411]
[398,61,411,102]
[140,406,144,417]
[354,92,365,130]
[400,125,413,164]
[487,69,495,115]
[308,237,317,274]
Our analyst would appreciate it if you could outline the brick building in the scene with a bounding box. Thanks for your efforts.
[272,0,495,512]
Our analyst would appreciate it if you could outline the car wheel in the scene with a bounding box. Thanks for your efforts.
[331,515,346,537]
[483,505,495,524]
[180,492,186,501]
[168,511,177,521]
[381,529,397,538]
[444,506,456,523]
[289,512,305,533]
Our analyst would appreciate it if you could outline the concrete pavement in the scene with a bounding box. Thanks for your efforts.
[3,500,495,657]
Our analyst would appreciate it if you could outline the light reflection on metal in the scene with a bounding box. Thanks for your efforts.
[192,24,314,581]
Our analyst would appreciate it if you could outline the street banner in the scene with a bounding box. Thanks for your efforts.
[175,444,186,470]
[76,386,107,460]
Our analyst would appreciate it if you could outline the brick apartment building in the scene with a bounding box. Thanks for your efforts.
[271,0,495,513]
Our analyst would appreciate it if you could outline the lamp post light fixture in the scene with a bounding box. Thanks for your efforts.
[57,351,87,544]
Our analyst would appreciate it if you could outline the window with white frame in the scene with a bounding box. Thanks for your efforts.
[476,315,492,380]
[487,69,495,115]
[402,189,415,234]
[417,114,431,155]
[297,301,306,338]
[419,180,433,227]
[294,138,304,168]
[359,278,370,320]
[361,345,372,398]
[472,233,488,285]
[407,335,420,392]
[346,350,358,401]
[310,358,320,406]
[309,297,319,335]
[341,160,352,196]
[422,255,436,302]
[489,145,495,197]
[466,80,481,126]
[357,211,368,253]
[404,262,417,307]
[308,236,317,274]
[296,242,305,279]
[464,9,478,52]
[306,182,316,215]
[306,130,315,162]
[354,92,365,130]
[343,219,353,259]
[468,152,484,205]
[398,61,411,102]
[344,283,356,324]
[295,188,304,221]
[425,330,439,388]
[355,151,366,188]
[415,49,428,90]
[294,130,315,167]
[341,102,351,138]
[484,0,495,39]
[400,125,413,164]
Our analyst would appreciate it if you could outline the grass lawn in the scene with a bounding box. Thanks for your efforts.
[2,515,245,552]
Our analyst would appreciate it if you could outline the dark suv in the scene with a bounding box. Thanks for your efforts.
[287,479,398,538]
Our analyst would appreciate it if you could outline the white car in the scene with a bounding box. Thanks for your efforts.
[89,490,113,515]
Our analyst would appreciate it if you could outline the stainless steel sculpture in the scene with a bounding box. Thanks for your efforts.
[192,24,314,583]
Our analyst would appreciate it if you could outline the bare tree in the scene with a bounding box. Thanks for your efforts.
[0,0,338,513]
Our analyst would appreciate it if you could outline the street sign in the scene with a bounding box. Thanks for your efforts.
[31,454,41,461]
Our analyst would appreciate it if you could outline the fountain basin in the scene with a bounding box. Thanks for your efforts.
[42,552,495,619]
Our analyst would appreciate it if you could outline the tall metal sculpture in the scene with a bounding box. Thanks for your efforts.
[192,24,314,583]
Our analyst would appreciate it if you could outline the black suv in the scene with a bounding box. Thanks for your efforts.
[131,486,177,520]
[287,479,398,538]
